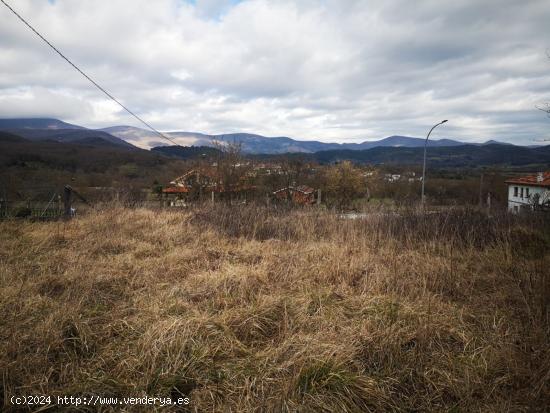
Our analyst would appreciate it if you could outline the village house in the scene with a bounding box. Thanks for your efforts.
[384,174,401,183]
[162,169,254,205]
[163,169,218,191]
[403,171,421,182]
[160,169,217,205]
[505,171,550,212]
[273,185,317,205]
[255,163,283,175]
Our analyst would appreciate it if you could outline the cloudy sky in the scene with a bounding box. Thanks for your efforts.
[1,0,549,144]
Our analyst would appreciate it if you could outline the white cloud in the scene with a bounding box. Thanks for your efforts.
[0,86,94,120]
[0,0,549,144]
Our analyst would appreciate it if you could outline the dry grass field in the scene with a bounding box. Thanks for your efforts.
[1,205,549,412]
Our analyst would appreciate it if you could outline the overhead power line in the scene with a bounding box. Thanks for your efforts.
[0,0,181,147]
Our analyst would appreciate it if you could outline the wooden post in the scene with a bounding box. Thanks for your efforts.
[211,191,215,204]
[64,186,72,219]
[317,189,322,205]
[479,173,484,207]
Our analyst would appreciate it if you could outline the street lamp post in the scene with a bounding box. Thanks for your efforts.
[421,120,448,206]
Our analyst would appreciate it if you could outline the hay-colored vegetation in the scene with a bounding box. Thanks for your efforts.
[1,206,549,412]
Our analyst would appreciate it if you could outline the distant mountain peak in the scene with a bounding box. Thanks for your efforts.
[0,118,136,149]
[0,118,85,130]
[482,139,514,146]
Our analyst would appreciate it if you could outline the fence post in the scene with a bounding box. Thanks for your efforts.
[64,186,72,219]
[479,173,484,207]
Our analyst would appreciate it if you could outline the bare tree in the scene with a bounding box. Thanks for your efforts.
[212,139,251,203]
[528,190,550,211]
[279,157,308,201]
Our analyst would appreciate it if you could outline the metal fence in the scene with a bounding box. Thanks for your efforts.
[0,202,64,220]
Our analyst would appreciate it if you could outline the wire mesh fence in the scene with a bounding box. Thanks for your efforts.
[0,202,64,220]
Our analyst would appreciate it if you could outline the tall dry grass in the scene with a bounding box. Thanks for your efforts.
[0,205,548,412]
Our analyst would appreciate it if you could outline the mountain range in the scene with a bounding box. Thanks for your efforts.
[308,144,550,167]
[0,118,523,155]
[1,118,549,167]
[98,125,515,154]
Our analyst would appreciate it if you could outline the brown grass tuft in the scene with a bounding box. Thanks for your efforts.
[0,205,548,411]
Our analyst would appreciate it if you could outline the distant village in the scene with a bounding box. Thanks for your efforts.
[157,159,425,208]
[156,157,550,212]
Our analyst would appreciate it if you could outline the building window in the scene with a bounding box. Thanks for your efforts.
[520,187,524,198]
[526,188,530,198]
[514,187,518,197]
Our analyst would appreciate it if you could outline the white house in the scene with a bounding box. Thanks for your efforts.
[505,172,550,212]
[384,174,401,183]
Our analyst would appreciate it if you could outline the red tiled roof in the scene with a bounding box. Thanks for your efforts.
[295,185,315,194]
[164,184,253,194]
[505,172,550,187]
[162,186,190,193]
[273,186,315,195]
